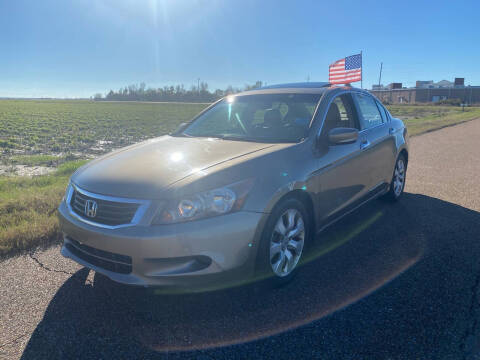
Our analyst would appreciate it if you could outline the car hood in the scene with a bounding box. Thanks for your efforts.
[72,135,275,199]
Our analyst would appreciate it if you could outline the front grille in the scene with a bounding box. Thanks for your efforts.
[66,238,132,274]
[70,188,139,226]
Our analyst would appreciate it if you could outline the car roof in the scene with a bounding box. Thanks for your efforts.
[260,82,330,89]
[235,82,362,96]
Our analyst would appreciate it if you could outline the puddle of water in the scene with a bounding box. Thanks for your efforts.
[0,138,131,177]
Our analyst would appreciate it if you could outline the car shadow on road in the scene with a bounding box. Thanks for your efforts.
[21,193,480,359]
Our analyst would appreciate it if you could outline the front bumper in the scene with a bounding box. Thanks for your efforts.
[58,201,265,291]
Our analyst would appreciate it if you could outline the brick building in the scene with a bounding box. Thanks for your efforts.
[370,87,480,104]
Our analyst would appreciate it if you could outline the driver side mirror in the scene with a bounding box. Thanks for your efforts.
[327,127,359,145]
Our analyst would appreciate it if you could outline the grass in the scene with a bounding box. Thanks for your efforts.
[0,99,479,258]
[386,105,480,136]
[0,160,86,257]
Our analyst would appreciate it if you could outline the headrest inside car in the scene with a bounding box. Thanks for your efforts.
[263,108,282,127]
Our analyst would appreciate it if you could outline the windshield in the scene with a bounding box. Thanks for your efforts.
[182,93,321,143]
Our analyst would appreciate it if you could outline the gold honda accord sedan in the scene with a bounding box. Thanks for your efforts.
[58,83,409,291]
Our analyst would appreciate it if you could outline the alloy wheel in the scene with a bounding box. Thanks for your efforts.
[393,158,406,197]
[269,209,305,277]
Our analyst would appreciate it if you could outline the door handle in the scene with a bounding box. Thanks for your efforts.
[360,140,370,150]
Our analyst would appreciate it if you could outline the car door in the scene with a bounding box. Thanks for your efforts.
[352,92,397,191]
[374,99,398,181]
[313,93,371,225]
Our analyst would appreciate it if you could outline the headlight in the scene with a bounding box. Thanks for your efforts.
[151,178,254,225]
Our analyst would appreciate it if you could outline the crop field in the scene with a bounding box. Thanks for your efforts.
[1,99,480,257]
[0,99,208,162]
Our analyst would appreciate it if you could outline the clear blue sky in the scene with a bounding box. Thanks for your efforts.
[1,0,479,98]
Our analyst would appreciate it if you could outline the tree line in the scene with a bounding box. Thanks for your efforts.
[93,81,263,102]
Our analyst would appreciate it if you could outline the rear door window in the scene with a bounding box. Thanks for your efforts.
[353,93,384,130]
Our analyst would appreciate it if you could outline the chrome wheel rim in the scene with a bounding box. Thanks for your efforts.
[269,209,305,277]
[393,158,406,197]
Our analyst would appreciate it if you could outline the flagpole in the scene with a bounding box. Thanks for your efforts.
[360,51,363,89]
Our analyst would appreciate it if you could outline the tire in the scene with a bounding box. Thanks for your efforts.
[256,197,311,286]
[383,154,407,201]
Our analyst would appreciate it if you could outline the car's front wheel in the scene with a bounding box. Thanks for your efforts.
[257,197,311,285]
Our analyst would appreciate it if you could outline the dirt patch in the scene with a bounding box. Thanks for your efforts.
[89,140,114,154]
[0,165,56,177]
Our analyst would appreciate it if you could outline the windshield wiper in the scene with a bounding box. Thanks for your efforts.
[183,134,258,141]
[179,133,297,143]
[216,135,267,142]
[221,135,300,143]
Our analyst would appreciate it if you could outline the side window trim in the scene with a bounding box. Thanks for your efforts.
[374,99,389,123]
[351,92,365,131]
[384,105,392,122]
[343,93,361,129]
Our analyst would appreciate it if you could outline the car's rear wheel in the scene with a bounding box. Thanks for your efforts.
[256,197,311,285]
[384,154,407,201]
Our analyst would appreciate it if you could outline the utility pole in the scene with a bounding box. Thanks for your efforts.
[378,62,383,86]
[197,78,200,95]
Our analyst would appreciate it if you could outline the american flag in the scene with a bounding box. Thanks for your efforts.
[329,53,362,84]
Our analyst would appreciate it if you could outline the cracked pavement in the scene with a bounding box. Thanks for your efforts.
[1,119,480,359]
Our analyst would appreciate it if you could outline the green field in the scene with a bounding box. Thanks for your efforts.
[0,99,207,159]
[1,99,479,257]
[388,105,480,135]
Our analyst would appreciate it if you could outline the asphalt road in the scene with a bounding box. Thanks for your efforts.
[1,119,480,359]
